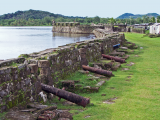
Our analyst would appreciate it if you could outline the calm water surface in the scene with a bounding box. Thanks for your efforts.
[0,27,95,60]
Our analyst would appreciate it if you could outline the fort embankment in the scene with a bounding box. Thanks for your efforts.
[0,29,126,112]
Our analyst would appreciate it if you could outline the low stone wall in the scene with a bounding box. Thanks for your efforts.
[52,25,104,34]
[0,33,125,112]
[131,28,145,34]
[113,26,126,32]
[104,24,113,32]
[0,59,42,112]
[52,22,104,34]
[93,29,118,38]
[104,24,127,32]
[126,26,145,34]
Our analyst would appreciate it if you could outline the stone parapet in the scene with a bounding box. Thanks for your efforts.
[0,33,125,112]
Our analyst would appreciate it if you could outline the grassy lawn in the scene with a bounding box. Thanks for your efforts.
[71,33,160,120]
[2,33,159,120]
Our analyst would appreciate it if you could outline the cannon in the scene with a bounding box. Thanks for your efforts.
[102,54,126,63]
[82,65,114,77]
[41,83,90,107]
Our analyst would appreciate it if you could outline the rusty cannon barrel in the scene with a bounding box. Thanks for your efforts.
[102,54,126,63]
[82,65,114,77]
[41,83,90,107]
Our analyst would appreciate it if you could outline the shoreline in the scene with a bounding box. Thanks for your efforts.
[0,26,52,27]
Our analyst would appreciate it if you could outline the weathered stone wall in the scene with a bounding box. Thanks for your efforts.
[0,58,42,112]
[52,22,104,34]
[131,28,145,34]
[104,24,113,32]
[0,33,125,113]
[104,24,127,32]
[93,29,118,38]
[113,26,126,32]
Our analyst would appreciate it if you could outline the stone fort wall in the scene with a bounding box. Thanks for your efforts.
[52,22,127,34]
[0,33,125,112]
[52,22,104,34]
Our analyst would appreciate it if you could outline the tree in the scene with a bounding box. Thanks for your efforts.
[136,17,143,24]
[150,17,155,23]
[43,17,52,25]
[108,18,116,24]
[93,16,100,24]
[157,16,160,23]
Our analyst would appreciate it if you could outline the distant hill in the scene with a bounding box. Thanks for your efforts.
[0,9,85,20]
[117,13,160,19]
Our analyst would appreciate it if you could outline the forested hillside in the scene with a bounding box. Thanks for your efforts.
[0,9,85,20]
[117,13,159,19]
[0,10,160,26]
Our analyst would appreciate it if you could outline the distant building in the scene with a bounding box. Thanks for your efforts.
[150,23,160,34]
[134,23,152,30]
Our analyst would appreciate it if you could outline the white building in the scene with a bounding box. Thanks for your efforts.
[150,23,160,34]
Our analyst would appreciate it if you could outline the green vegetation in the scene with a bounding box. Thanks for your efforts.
[148,34,160,38]
[45,33,160,119]
[10,62,18,67]
[145,30,149,34]
[66,72,99,88]
[117,13,159,19]
[0,112,7,120]
[0,10,160,26]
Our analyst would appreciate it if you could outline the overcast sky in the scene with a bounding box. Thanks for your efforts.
[0,0,160,18]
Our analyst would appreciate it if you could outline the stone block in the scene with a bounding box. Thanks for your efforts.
[38,75,47,83]
[11,67,18,74]
[18,64,26,70]
[29,59,38,65]
[16,57,25,64]
[28,64,38,74]
[65,60,72,66]
[24,78,31,86]
[61,80,75,88]
[40,68,50,76]
[0,105,7,113]
[35,81,42,94]
[16,82,21,90]
[38,60,50,68]
[79,48,86,53]
[58,111,73,120]
[5,74,12,82]
[18,64,26,78]
[0,90,8,98]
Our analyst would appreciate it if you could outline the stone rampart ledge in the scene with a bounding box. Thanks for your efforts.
[0,58,25,68]
[93,28,119,38]
[0,33,121,68]
[0,32,125,112]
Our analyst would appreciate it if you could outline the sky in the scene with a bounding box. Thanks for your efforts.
[0,0,160,18]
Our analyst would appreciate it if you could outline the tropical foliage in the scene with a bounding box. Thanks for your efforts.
[0,10,160,26]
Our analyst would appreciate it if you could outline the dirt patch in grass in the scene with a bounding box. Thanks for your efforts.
[63,101,76,106]
[101,94,106,96]
[125,80,130,82]
[109,87,115,89]
[103,97,117,104]
[84,115,91,118]
[126,62,135,66]
[93,73,107,78]
[135,55,139,57]
[127,76,132,79]
[121,68,130,71]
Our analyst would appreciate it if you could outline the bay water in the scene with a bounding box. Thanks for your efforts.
[0,26,95,60]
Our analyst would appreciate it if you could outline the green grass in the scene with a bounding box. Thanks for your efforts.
[145,30,149,34]
[66,72,99,87]
[47,33,160,120]
[0,112,7,120]
[10,62,18,67]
